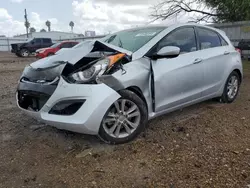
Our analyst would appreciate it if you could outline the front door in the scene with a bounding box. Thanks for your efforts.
[152,27,204,112]
[30,38,42,52]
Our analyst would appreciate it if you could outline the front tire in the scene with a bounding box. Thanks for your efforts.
[99,90,148,144]
[221,71,240,103]
[20,49,30,57]
[15,53,22,57]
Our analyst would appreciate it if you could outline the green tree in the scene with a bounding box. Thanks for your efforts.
[69,21,74,32]
[151,0,250,23]
[24,21,30,31]
[205,0,250,22]
[29,27,36,33]
[45,20,51,32]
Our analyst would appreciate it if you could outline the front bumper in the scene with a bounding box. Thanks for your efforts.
[17,77,121,135]
[11,49,18,54]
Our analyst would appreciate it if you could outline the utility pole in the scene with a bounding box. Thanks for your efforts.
[24,9,29,38]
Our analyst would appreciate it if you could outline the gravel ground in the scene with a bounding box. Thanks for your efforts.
[0,51,250,188]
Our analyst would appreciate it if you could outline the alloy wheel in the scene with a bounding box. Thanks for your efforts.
[102,99,141,138]
[227,75,239,99]
[21,50,29,57]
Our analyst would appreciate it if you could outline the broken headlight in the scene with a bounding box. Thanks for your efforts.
[70,62,108,83]
[69,53,125,84]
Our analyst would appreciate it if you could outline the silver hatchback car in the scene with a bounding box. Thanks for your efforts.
[17,23,243,144]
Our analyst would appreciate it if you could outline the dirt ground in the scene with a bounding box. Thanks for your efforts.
[0,51,250,188]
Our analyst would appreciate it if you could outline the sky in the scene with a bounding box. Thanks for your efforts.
[0,0,189,37]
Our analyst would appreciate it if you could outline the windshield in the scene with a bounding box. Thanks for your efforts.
[26,38,34,43]
[103,27,165,52]
[50,43,61,48]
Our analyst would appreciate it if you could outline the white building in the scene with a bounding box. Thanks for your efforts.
[0,30,105,51]
[14,31,84,40]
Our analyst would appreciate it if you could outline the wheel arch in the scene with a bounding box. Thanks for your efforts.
[125,86,148,109]
[20,47,28,51]
[233,69,242,84]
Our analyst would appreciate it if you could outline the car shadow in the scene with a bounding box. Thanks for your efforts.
[36,99,222,147]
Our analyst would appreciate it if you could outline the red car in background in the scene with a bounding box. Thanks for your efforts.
[36,41,78,58]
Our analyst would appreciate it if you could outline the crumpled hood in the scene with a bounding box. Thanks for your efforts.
[30,40,132,70]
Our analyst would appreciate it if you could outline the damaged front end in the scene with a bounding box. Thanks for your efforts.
[18,40,132,112]
[16,40,142,134]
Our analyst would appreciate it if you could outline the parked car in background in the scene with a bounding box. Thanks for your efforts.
[72,40,93,49]
[36,41,78,58]
[237,39,250,59]
[11,38,53,57]
[17,23,243,144]
[55,40,93,55]
[238,39,250,51]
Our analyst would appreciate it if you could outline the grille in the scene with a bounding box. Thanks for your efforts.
[18,91,50,111]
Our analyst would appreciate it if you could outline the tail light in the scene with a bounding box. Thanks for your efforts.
[235,48,241,53]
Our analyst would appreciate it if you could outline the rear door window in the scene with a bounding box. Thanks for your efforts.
[219,36,228,46]
[61,43,72,48]
[43,39,51,43]
[197,28,221,49]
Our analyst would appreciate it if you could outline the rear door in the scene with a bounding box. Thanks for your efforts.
[195,27,234,97]
[151,27,204,112]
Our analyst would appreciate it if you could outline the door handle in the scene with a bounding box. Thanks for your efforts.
[193,58,202,64]
[224,51,230,55]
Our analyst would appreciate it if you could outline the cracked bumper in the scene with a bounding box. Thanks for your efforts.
[17,77,121,135]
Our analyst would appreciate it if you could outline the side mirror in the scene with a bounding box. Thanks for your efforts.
[156,46,180,58]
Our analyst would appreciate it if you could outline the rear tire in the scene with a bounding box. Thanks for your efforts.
[220,71,240,103]
[99,90,148,144]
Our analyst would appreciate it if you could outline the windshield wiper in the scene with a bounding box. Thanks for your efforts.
[107,35,116,43]
[106,35,123,48]
[118,37,123,48]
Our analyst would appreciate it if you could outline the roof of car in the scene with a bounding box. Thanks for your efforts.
[61,41,78,43]
[119,23,220,32]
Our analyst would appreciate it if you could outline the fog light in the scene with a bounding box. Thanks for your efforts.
[49,99,86,115]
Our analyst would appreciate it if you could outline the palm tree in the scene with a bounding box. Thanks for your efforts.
[69,21,74,32]
[40,29,46,32]
[24,21,30,35]
[45,20,51,32]
[29,27,36,33]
